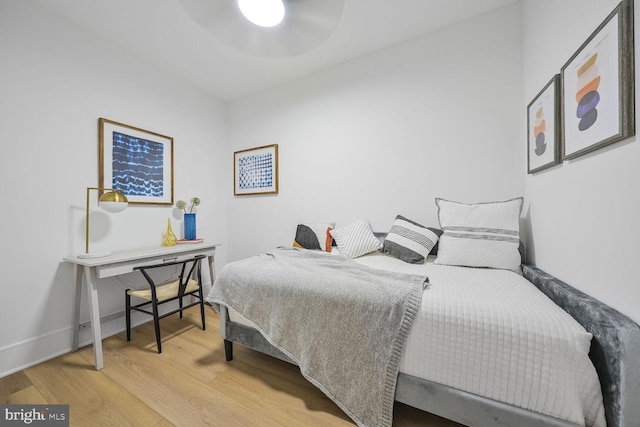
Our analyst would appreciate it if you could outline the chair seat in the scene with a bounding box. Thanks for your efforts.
[127,278,199,302]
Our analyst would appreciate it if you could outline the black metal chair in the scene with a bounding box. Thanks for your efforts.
[125,254,206,353]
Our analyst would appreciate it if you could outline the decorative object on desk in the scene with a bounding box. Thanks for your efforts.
[175,197,200,213]
[527,75,561,174]
[234,144,278,195]
[79,187,128,259]
[176,197,201,240]
[561,0,635,160]
[162,218,177,247]
[177,238,204,244]
[184,213,197,240]
[99,118,174,206]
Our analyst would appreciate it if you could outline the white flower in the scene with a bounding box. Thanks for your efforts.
[175,197,201,213]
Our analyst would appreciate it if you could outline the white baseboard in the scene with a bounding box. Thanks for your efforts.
[0,312,150,378]
[0,295,207,379]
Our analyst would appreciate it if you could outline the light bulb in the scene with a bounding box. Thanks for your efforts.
[238,0,285,27]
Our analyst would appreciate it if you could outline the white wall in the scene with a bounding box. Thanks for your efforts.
[227,5,524,262]
[0,1,228,375]
[523,0,640,324]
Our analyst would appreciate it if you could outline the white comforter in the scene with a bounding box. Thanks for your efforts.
[355,253,605,427]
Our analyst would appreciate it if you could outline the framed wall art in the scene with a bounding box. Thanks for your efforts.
[561,0,635,160]
[234,144,279,196]
[99,118,174,205]
[527,74,561,173]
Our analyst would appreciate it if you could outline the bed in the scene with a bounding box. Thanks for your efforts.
[207,202,640,427]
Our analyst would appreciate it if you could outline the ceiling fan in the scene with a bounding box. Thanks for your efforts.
[176,0,346,58]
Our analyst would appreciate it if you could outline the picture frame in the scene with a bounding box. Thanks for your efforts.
[234,144,279,196]
[527,74,561,174]
[561,0,635,161]
[99,118,174,205]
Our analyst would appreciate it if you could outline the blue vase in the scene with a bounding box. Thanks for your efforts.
[184,213,196,240]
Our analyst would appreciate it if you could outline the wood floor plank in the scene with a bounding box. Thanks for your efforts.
[115,324,229,385]
[210,357,353,426]
[96,334,280,426]
[24,351,165,426]
[4,307,462,427]
[3,385,47,405]
[0,371,32,402]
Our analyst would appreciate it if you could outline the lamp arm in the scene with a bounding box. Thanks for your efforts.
[85,187,91,254]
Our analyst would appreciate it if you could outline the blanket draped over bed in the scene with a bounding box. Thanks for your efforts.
[207,248,427,427]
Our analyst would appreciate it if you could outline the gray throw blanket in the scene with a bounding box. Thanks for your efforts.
[207,248,427,427]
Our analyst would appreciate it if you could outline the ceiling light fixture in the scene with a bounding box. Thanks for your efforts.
[177,0,345,57]
[238,0,285,28]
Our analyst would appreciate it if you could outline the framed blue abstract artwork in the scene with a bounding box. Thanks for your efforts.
[561,0,635,160]
[234,144,278,196]
[99,118,174,205]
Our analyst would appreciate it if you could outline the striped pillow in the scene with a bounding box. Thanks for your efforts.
[434,197,523,271]
[382,215,441,264]
[330,219,382,258]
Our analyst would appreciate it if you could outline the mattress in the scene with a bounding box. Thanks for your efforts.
[355,253,605,427]
[226,250,606,426]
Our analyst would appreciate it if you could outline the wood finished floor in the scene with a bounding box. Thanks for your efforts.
[0,307,464,427]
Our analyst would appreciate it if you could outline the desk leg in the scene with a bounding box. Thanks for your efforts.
[71,265,83,352]
[207,254,216,288]
[84,266,104,370]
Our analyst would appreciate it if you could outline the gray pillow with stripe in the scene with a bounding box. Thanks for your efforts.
[434,197,523,271]
[382,215,442,264]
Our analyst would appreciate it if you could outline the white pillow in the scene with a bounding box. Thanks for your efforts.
[330,219,382,259]
[434,197,523,271]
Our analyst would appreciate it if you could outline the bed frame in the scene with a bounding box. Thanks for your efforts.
[217,264,640,427]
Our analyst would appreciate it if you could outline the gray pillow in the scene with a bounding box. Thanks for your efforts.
[382,215,442,264]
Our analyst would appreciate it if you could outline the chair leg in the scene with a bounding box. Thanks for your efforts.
[199,292,206,331]
[200,300,207,331]
[152,299,162,354]
[179,296,184,319]
[125,290,131,342]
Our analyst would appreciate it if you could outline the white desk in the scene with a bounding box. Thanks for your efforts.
[63,243,218,370]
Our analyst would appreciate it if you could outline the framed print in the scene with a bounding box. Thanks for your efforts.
[561,0,635,160]
[99,118,174,205]
[527,74,561,173]
[234,144,279,195]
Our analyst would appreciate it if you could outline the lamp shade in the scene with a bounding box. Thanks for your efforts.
[99,190,129,213]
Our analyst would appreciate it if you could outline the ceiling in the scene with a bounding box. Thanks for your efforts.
[36,0,519,101]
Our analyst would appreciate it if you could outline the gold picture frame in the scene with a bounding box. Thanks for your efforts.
[234,144,279,196]
[99,118,174,205]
